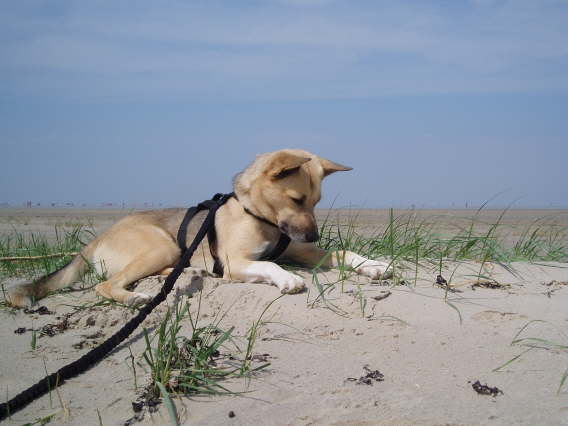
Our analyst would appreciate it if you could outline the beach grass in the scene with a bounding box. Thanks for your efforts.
[0,225,92,280]
[493,319,568,395]
[1,208,566,284]
[316,207,568,270]
[312,206,567,325]
[142,293,274,409]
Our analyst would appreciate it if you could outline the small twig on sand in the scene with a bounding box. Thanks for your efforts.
[0,252,79,262]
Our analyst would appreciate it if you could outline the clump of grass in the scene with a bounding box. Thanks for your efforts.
[143,300,235,398]
[317,207,568,268]
[241,295,283,375]
[314,205,567,324]
[512,215,568,262]
[142,295,273,405]
[0,225,94,280]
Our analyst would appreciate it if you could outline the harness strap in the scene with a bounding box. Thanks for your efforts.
[242,206,280,229]
[177,192,291,276]
[234,193,281,230]
[177,194,227,255]
[236,198,291,261]
[232,194,291,261]
[261,233,291,262]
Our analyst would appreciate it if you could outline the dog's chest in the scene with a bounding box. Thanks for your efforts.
[252,241,273,260]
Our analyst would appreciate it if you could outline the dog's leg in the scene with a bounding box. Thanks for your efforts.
[282,242,392,280]
[158,267,174,275]
[95,248,178,306]
[92,224,182,305]
[338,251,392,279]
[225,260,305,294]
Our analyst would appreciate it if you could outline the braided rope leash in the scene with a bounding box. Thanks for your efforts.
[0,193,231,421]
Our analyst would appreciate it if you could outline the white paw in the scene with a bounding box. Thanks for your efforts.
[355,261,392,280]
[275,271,305,294]
[125,292,152,306]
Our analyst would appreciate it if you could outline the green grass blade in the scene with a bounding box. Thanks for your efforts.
[493,348,534,372]
[155,381,179,426]
[558,366,568,395]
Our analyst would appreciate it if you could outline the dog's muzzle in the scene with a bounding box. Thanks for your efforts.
[304,229,320,243]
[279,223,319,243]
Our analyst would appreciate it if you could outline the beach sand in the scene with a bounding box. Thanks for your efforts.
[1,209,567,425]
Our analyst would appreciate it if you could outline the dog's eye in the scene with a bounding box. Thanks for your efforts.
[291,196,306,206]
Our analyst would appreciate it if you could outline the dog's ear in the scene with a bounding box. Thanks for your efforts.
[267,152,311,179]
[319,157,353,177]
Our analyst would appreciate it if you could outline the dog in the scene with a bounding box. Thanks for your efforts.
[5,149,391,307]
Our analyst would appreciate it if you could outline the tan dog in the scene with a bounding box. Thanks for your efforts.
[6,149,391,307]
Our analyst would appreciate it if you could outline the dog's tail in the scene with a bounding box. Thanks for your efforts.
[4,248,93,308]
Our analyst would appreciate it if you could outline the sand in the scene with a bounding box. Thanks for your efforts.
[1,209,568,425]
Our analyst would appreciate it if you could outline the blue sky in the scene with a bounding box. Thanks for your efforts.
[1,0,567,208]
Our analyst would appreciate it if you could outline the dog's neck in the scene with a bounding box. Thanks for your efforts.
[243,206,279,229]
[233,193,280,230]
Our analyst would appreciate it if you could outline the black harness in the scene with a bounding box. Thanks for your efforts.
[176,192,291,275]
[0,192,291,420]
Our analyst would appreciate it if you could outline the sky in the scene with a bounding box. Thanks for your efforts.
[1,0,567,209]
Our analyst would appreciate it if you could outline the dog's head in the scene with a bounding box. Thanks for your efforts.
[234,149,352,242]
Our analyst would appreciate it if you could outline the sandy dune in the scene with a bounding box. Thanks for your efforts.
[1,209,568,425]
[2,261,568,425]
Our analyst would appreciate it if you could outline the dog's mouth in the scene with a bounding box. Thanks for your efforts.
[303,229,320,243]
[278,223,319,243]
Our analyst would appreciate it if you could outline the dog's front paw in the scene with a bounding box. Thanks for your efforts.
[355,261,392,280]
[275,271,305,294]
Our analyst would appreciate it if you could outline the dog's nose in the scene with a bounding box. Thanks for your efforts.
[305,230,319,242]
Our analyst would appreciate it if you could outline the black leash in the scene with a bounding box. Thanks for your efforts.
[0,193,233,421]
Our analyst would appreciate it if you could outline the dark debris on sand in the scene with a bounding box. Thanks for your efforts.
[125,385,161,425]
[40,316,70,337]
[347,365,385,385]
[435,275,460,293]
[471,281,508,290]
[471,380,503,396]
[250,353,271,362]
[23,306,52,315]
